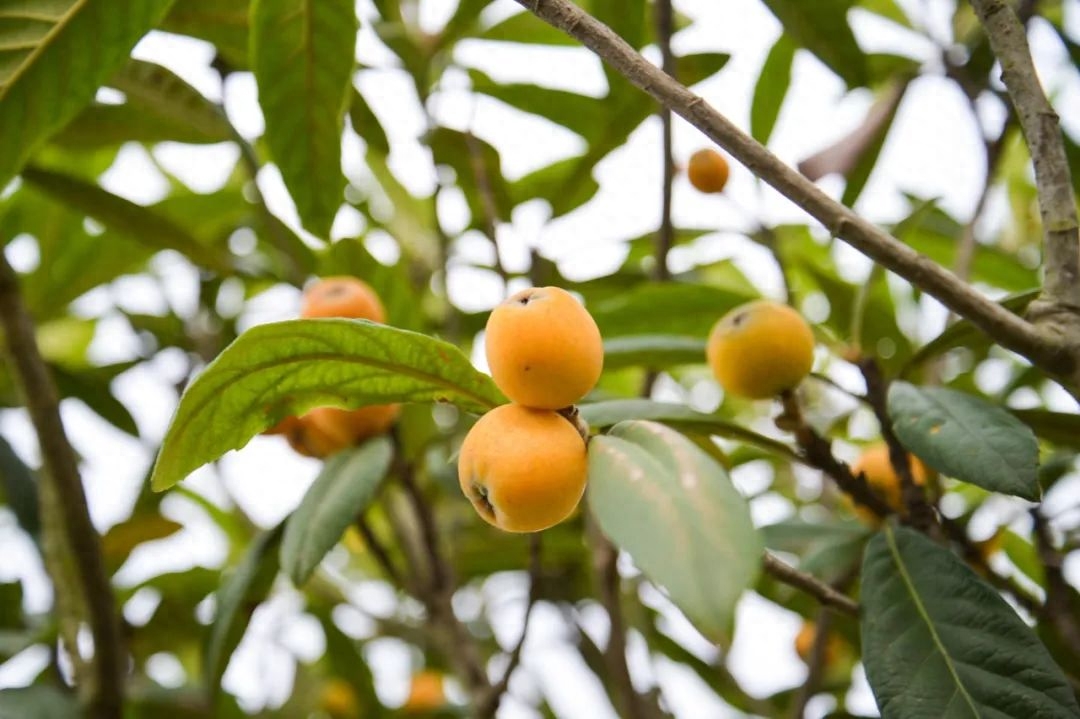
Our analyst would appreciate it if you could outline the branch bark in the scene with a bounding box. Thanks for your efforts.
[512,0,1074,383]
[763,554,859,617]
[970,0,1080,319]
[0,253,124,718]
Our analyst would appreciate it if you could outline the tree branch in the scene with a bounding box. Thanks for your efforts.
[653,0,675,282]
[788,608,834,719]
[970,0,1080,316]
[477,534,542,718]
[763,554,859,617]
[0,253,125,718]
[512,0,1073,381]
[1031,508,1080,659]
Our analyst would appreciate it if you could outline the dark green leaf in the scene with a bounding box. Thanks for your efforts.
[20,166,234,274]
[588,421,762,643]
[591,283,755,338]
[0,685,79,719]
[150,319,503,491]
[761,0,867,87]
[0,0,177,186]
[479,11,578,45]
[281,437,393,585]
[862,525,1080,718]
[888,382,1039,500]
[0,434,40,541]
[750,35,796,145]
[1010,409,1080,450]
[250,0,357,237]
[52,364,139,437]
[350,86,389,155]
[205,523,284,701]
[676,52,731,87]
[601,335,706,370]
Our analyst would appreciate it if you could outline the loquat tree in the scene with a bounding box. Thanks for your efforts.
[1,0,1079,717]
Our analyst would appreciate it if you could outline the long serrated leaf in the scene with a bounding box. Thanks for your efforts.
[588,421,762,643]
[750,34,795,145]
[205,523,284,701]
[862,525,1080,718]
[281,437,393,585]
[150,319,503,491]
[0,0,176,186]
[104,59,233,142]
[888,382,1039,500]
[250,0,356,237]
[21,166,234,274]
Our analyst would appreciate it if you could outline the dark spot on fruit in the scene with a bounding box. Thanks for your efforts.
[471,481,496,520]
[731,311,747,327]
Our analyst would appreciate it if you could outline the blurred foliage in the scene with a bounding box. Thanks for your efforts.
[2,0,1080,717]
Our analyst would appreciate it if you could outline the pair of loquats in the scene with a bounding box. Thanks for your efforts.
[265,277,399,456]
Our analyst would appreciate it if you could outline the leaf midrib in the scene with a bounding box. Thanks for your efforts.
[0,0,89,101]
[885,525,980,716]
[923,391,1029,475]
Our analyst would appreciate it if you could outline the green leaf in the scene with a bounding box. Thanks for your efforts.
[205,523,284,702]
[281,437,393,585]
[150,319,503,491]
[0,685,80,719]
[479,10,578,45]
[349,85,389,155]
[750,34,796,145]
[601,335,706,370]
[588,421,762,643]
[761,0,867,87]
[0,0,177,186]
[1010,409,1080,450]
[861,525,1080,718]
[0,435,39,542]
[20,166,235,274]
[901,291,1038,375]
[676,52,731,87]
[52,363,140,437]
[887,382,1039,500]
[250,0,357,238]
[101,513,183,573]
[161,0,250,69]
[468,68,605,141]
[580,399,800,463]
[592,282,755,338]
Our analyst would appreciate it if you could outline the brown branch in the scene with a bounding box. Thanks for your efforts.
[788,609,834,719]
[653,0,675,282]
[1031,509,1080,659]
[971,0,1080,317]
[763,554,859,617]
[0,254,125,718]
[512,0,1072,382]
[586,513,663,719]
[353,515,407,589]
[396,460,492,710]
[477,534,542,718]
[464,131,511,286]
[857,359,939,535]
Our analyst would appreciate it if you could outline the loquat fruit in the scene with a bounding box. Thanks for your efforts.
[403,670,446,713]
[849,442,928,524]
[687,148,730,194]
[285,405,400,459]
[458,404,588,533]
[319,678,360,718]
[794,621,845,667]
[484,286,603,410]
[301,276,386,323]
[706,300,815,399]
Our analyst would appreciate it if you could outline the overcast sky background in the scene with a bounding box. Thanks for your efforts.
[2,0,1080,716]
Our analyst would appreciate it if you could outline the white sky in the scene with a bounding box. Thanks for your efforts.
[2,0,1080,716]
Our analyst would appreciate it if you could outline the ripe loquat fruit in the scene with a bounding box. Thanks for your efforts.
[794,621,845,667]
[706,300,815,399]
[484,286,603,410]
[403,670,446,713]
[849,442,928,524]
[458,404,588,533]
[285,405,401,459]
[687,148,730,194]
[301,276,385,323]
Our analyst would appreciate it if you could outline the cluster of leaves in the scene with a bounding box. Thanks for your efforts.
[2,0,1080,717]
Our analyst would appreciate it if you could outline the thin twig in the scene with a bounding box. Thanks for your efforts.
[763,554,859,617]
[477,534,542,718]
[1031,509,1080,660]
[512,0,1072,384]
[353,515,407,589]
[653,0,676,282]
[971,0,1080,316]
[586,513,660,719]
[788,609,834,719]
[0,254,125,718]
[857,359,939,535]
[464,131,511,287]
